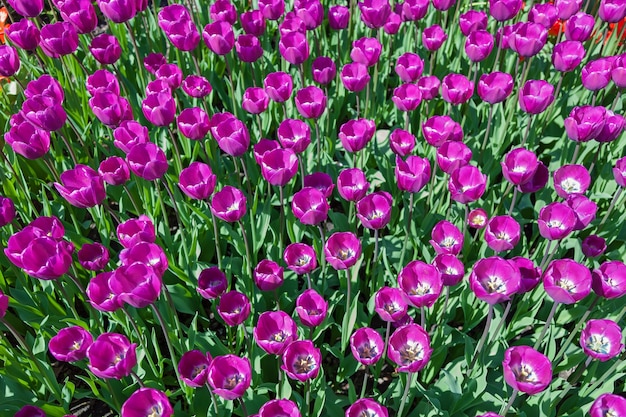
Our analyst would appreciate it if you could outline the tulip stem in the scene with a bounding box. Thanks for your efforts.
[205,382,220,414]
[491,22,504,72]
[125,21,146,89]
[612,91,621,112]
[279,186,285,255]
[318,224,326,279]
[521,114,533,147]
[150,303,185,392]
[356,94,361,119]
[298,155,306,188]
[490,301,512,346]
[161,179,183,231]
[57,131,79,165]
[53,280,81,321]
[553,295,600,366]
[315,119,322,170]
[583,351,626,397]
[238,220,253,296]
[533,301,559,351]
[167,127,184,172]
[570,142,581,165]
[373,229,379,262]
[468,304,494,373]
[211,211,223,269]
[123,184,142,215]
[346,269,351,312]
[360,368,369,398]
[538,240,553,271]
[121,307,159,375]
[383,321,392,358]
[0,151,38,217]
[500,388,518,416]
[239,398,249,417]
[421,308,426,329]
[224,56,237,115]
[508,188,518,216]
[598,188,623,231]
[399,193,414,271]
[397,372,414,417]
[130,370,146,388]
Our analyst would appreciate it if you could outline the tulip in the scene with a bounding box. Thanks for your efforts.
[612,55,626,88]
[141,92,176,127]
[383,13,402,35]
[263,71,293,103]
[432,254,465,286]
[210,113,250,157]
[242,87,269,114]
[592,261,626,299]
[341,62,371,93]
[48,326,93,363]
[78,242,109,271]
[614,156,626,186]
[4,122,51,159]
[351,37,382,67]
[177,108,210,141]
[529,3,558,28]
[324,232,361,270]
[235,34,263,63]
[118,242,167,276]
[178,350,211,387]
[337,168,369,201]
[281,340,321,381]
[22,95,67,132]
[432,0,455,10]
[510,257,542,294]
[182,75,212,98]
[155,64,183,90]
[590,394,626,417]
[240,10,266,36]
[178,162,216,200]
[350,327,384,365]
[395,53,424,83]
[356,192,393,230]
[210,0,237,23]
[217,291,251,326]
[470,257,521,304]
[277,119,310,153]
[374,286,408,322]
[564,106,606,142]
[197,267,228,300]
[279,31,309,66]
[203,21,235,55]
[566,194,597,231]
[441,73,474,105]
[253,139,281,165]
[0,45,20,77]
[87,332,137,379]
[599,0,626,22]
[518,80,555,114]
[117,215,155,248]
[582,58,613,92]
[467,208,488,229]
[161,20,201,52]
[14,406,46,417]
[537,202,577,240]
[5,19,40,50]
[422,115,463,147]
[395,155,430,193]
[291,187,329,225]
[565,12,595,42]
[359,0,391,29]
[398,260,442,308]
[596,111,625,143]
[158,4,195,37]
[254,310,297,355]
[303,172,334,197]
[501,148,539,186]
[0,197,15,228]
[110,262,162,308]
[478,72,513,105]
[143,53,167,74]
[389,129,416,157]
[97,0,136,23]
[295,86,326,118]
[260,148,299,186]
[448,165,487,203]
[40,22,80,58]
[279,12,306,35]
[459,10,488,36]
[113,120,149,154]
[519,161,549,193]
[328,5,350,30]
[430,220,464,255]
[555,0,582,19]
[86,69,120,96]
[89,34,122,65]
[5,229,74,280]
[392,83,422,112]
[121,388,173,417]
[582,235,607,258]
[346,399,388,417]
[211,186,247,222]
[422,25,448,52]
[401,0,429,21]
[465,30,494,62]
[552,40,585,73]
[89,91,133,128]
[253,259,284,291]
[126,142,169,181]
[502,345,552,395]
[509,22,548,57]
[207,355,251,400]
[543,259,591,304]
[489,0,522,21]
[388,324,432,372]
[580,319,623,361]
[7,0,44,17]
[295,289,327,327]
[259,0,284,20]
[484,215,521,252]
[310,56,336,85]
[296,0,323,30]
[437,142,472,174]
[339,118,376,153]
[259,399,301,417]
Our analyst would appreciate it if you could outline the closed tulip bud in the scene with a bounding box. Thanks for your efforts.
[337,168,369,202]
[4,122,51,159]
[599,0,626,23]
[279,31,309,65]
[203,21,235,55]
[117,215,155,248]
[392,83,422,112]
[260,148,299,186]
[0,45,20,77]
[596,110,625,143]
[417,75,441,100]
[279,11,306,35]
[448,165,487,203]
[254,310,296,354]
[143,53,167,75]
[437,141,472,174]
[7,0,44,17]
[49,326,93,362]
[567,194,597,231]
[253,259,284,291]
[351,37,382,67]
[87,332,137,379]
[0,197,16,227]
[478,72,513,104]
[54,164,106,208]
[395,52,424,83]
[210,112,250,157]
[281,340,321,381]
[544,259,591,304]
[564,106,606,142]
[565,12,595,42]
[613,156,626,187]
[384,12,402,34]
[484,215,521,252]
[86,69,120,96]
[432,0,455,10]
[502,346,552,395]
[581,58,613,91]
[395,155,430,193]
[178,162,217,200]
[422,24,448,51]
[264,71,293,102]
[90,92,133,128]
[339,118,376,152]
[141,92,176,127]
[592,261,626,299]
[97,0,137,23]
[529,3,558,28]
[311,56,336,85]
[519,79,555,114]
[197,267,228,300]
[177,107,210,140]
[552,40,585,72]
[6,19,40,50]
[78,242,110,271]
[328,5,350,30]
[465,30,494,62]
[113,120,149,154]
[501,147,539,186]
[489,0,523,22]
[389,129,416,156]
[441,73,474,105]
[359,0,391,28]
[242,87,269,114]
[39,22,80,58]
[555,0,582,19]
[470,256,521,304]
[401,0,429,21]
[236,34,263,63]
[459,10,488,36]
[295,289,327,327]
[295,86,326,118]
[240,10,266,36]
[89,34,122,65]
[126,142,169,181]
[582,235,607,258]
[218,291,251,326]
[341,62,371,92]
[259,0,284,20]
[292,187,328,225]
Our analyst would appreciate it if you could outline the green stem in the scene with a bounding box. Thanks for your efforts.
[211,210,223,269]
[553,295,600,366]
[397,372,414,417]
[468,304,494,373]
[360,368,369,399]
[150,303,185,391]
[500,389,518,416]
[533,301,559,351]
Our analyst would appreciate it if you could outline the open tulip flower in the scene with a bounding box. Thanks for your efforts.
[207,355,252,400]
[580,319,624,361]
[281,340,321,381]
[254,310,297,355]
[502,345,552,395]
[543,259,591,304]
[388,324,432,373]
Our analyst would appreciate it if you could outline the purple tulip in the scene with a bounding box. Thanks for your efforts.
[501,147,539,186]
[86,69,120,96]
[277,119,310,153]
[178,162,217,200]
[388,324,432,372]
[259,0,284,20]
[159,15,200,51]
[564,106,606,142]
[484,215,521,252]
[324,232,361,270]
[430,220,463,255]
[4,122,51,159]
[339,118,376,152]
[374,286,408,322]
[0,197,15,228]
[49,326,93,362]
[113,121,149,154]
[5,19,40,50]
[210,113,250,157]
[295,289,327,327]
[304,172,334,197]
[519,161,550,193]
[0,45,20,77]
[211,186,246,222]
[109,262,162,308]
[282,339,321,381]
[596,110,625,143]
[22,95,67,132]
[401,0,429,21]
[158,5,193,35]
[478,71,513,104]
[590,394,626,417]
[203,21,235,55]
[580,319,623,361]
[291,187,329,225]
[260,400,301,417]
[519,80,555,114]
[279,11,306,35]
[89,91,133,128]
[359,0,391,29]
[422,24,448,52]
[383,12,402,34]
[582,235,607,258]
[346,399,388,417]
[341,62,371,93]
[552,40,585,72]
[54,164,106,209]
[395,53,424,83]
[7,0,43,17]
[441,73,474,105]
[599,0,626,23]
[398,260,442,308]
[395,155,430,193]
[235,34,263,63]
[350,327,384,365]
[592,261,626,299]
[459,10,488,36]
[284,243,317,276]
[565,12,595,42]
[177,107,210,140]
[254,140,281,165]
[254,310,297,354]
[432,254,465,286]
[392,83,422,112]
[337,168,369,202]
[432,0,455,10]
[155,64,183,90]
[143,53,166,74]
[529,3,558,28]
[464,30,494,62]
[581,58,614,91]
[89,34,122,65]
[89,275,121,309]
[14,406,45,417]
[448,165,487,203]
[279,31,309,65]
[537,202,577,240]
[509,22,548,57]
[241,87,269,114]
[126,142,169,181]
[207,355,252,400]
[544,259,591,304]
[510,256,542,294]
[467,208,488,229]
[568,194,597,230]
[78,242,109,271]
[470,257,520,304]
[118,242,167,277]
[260,148,299,186]
[612,54,626,88]
[121,388,172,417]
[489,0,522,21]
[351,37,382,67]
[240,10,266,36]
[502,345,552,395]
[210,0,238,24]
[182,75,212,98]
[141,92,176,127]
[310,56,336,85]
[555,0,582,19]
[178,350,210,387]
[295,86,326,118]
[295,0,323,30]
[356,191,393,230]
[553,164,591,200]
[328,5,350,30]
[422,115,463,147]
[197,267,228,300]
[614,156,626,187]
[40,22,79,58]
[87,332,137,379]
[389,129,416,156]
[263,71,293,103]
[117,215,155,248]
[97,0,136,23]
[217,291,251,326]
[253,259,284,291]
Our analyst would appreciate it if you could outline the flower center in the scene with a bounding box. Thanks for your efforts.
[357,342,378,359]
[224,373,244,389]
[546,220,563,229]
[384,302,401,315]
[560,178,581,194]
[440,237,457,248]
[272,331,287,342]
[359,410,380,417]
[484,275,506,294]
[71,341,82,351]
[513,364,537,383]
[191,364,207,378]
[586,335,611,355]
[399,342,424,365]
[226,202,239,212]
[511,165,527,173]
[410,282,432,296]
[293,355,316,374]
[605,409,618,417]
[147,405,162,417]
[296,255,311,266]
[112,352,125,365]
[556,278,575,293]
[367,210,385,220]
[495,231,510,241]
[471,215,486,227]
[337,248,355,261]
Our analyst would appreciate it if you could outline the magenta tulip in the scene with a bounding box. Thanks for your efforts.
[477,72,514,104]
[78,242,109,271]
[295,86,326,118]
[197,267,228,300]
[341,62,370,93]
[544,259,591,304]
[87,332,137,379]
[49,326,93,362]
[295,289,327,327]
[430,220,463,255]
[217,291,251,326]
[388,324,432,372]
[590,394,626,417]
[254,310,297,354]
[398,260,442,308]
[518,80,555,114]
[324,232,361,270]
[470,257,521,304]
[281,340,321,381]
[126,142,169,181]
[211,186,247,222]
[339,118,376,152]
[207,355,252,400]
[448,165,487,203]
[592,261,626,299]
[580,319,623,361]
[441,73,474,105]
[502,345,552,395]
[484,215,521,252]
